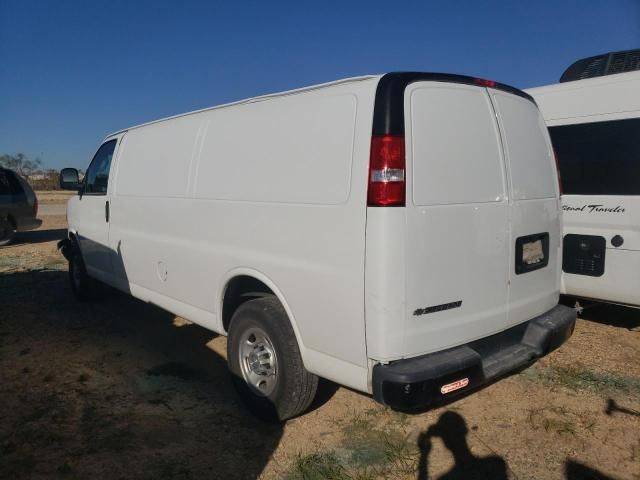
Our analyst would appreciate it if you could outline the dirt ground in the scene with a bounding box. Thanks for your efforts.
[1,207,639,480]
[34,191,76,203]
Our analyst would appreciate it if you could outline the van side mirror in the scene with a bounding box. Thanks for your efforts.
[60,168,81,191]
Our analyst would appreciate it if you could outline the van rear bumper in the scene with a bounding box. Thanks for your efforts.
[372,304,576,410]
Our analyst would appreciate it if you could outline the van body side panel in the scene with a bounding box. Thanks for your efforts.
[364,208,407,361]
[195,94,357,205]
[110,80,377,388]
[109,114,203,306]
[195,85,373,373]
[490,91,561,326]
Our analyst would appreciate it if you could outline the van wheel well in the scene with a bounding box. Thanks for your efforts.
[222,276,276,332]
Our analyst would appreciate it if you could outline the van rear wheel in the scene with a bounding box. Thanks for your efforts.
[227,296,318,421]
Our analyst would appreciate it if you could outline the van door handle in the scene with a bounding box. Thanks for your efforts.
[105,201,110,223]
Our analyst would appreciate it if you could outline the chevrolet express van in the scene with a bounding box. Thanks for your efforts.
[59,72,575,419]
[527,50,640,308]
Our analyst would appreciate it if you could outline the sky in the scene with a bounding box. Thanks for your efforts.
[1,0,639,170]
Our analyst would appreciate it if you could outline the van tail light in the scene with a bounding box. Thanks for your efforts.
[474,78,497,88]
[368,135,405,207]
[552,147,563,194]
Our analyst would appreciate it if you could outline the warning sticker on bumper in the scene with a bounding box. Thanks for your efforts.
[440,378,469,394]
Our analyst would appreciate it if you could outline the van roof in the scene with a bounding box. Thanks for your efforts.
[372,72,533,135]
[106,75,380,138]
[106,72,532,139]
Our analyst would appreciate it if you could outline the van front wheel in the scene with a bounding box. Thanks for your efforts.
[227,296,318,421]
[68,247,100,302]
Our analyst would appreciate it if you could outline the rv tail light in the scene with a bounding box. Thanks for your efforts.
[368,135,405,207]
[474,78,497,88]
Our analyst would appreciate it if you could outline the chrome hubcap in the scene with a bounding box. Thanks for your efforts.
[238,327,278,396]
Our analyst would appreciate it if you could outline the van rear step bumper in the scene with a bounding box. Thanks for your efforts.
[372,304,576,411]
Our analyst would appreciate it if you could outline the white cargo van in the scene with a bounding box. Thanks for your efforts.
[527,50,640,308]
[59,72,575,419]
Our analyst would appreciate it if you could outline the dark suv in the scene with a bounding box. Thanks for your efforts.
[0,167,41,246]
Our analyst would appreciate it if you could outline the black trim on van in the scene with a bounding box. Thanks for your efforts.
[372,72,535,136]
[372,304,576,411]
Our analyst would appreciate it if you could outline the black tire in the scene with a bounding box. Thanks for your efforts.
[68,245,101,302]
[0,217,16,247]
[227,295,318,421]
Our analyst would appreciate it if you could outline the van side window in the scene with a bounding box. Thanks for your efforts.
[549,118,640,195]
[84,140,117,194]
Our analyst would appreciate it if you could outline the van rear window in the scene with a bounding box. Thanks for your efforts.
[549,118,640,195]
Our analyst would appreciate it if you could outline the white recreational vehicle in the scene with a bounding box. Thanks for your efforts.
[528,49,640,309]
[59,73,574,419]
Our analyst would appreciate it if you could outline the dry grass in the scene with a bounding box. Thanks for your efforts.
[522,364,640,395]
[286,410,419,480]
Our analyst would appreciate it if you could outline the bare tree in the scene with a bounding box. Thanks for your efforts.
[0,153,43,176]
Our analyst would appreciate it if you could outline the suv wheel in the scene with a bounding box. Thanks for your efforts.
[227,295,318,421]
[0,217,15,247]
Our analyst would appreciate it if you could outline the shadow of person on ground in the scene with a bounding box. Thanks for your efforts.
[0,268,284,480]
[417,411,507,480]
[565,460,618,480]
[605,398,640,417]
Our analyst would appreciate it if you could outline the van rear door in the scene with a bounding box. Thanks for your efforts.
[365,76,561,362]
[402,81,510,359]
[490,92,561,327]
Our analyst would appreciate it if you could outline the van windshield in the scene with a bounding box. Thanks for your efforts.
[549,118,640,195]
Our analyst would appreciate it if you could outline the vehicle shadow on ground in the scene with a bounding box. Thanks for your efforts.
[581,302,640,330]
[0,268,284,480]
[416,411,619,480]
[10,228,67,246]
